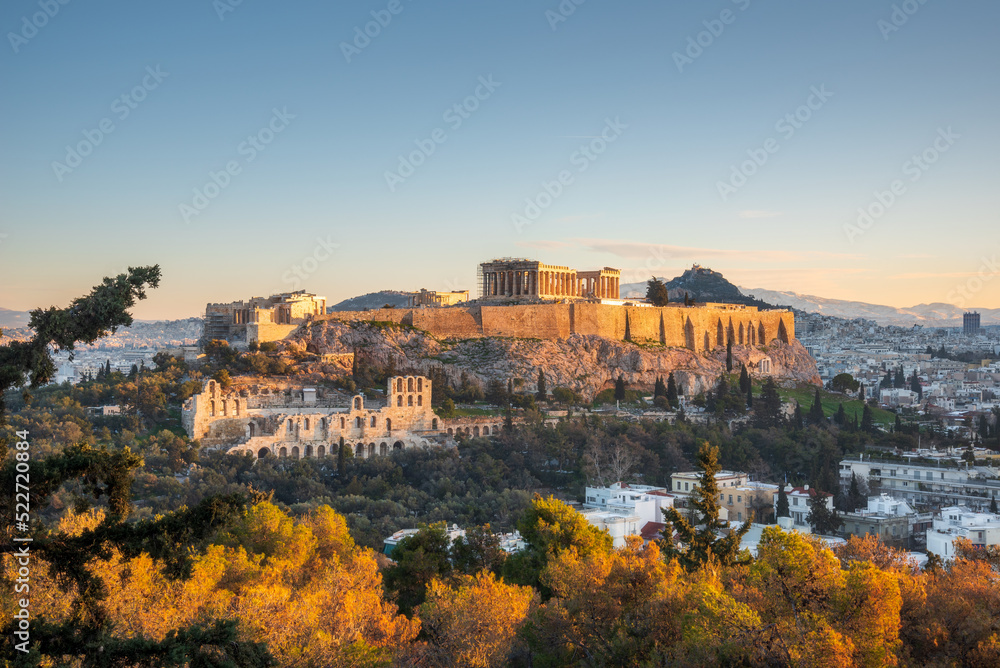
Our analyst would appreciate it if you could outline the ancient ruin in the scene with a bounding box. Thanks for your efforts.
[182,375,501,459]
[478,259,621,301]
[203,291,327,347]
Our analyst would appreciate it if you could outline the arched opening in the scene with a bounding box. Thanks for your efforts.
[367,443,375,458]
[407,378,414,392]
[473,426,480,437]
[407,395,413,406]
[397,395,403,407]
[778,319,790,344]
[317,445,326,457]
[304,418,310,431]
[396,378,403,392]
[482,425,489,435]
[257,447,269,459]
[386,418,392,432]
[417,395,423,406]
[210,400,215,417]
[465,427,471,435]
[355,443,365,457]
[494,424,500,434]
[234,399,240,416]
[393,441,404,451]
[380,442,388,456]
[447,428,454,435]
[221,400,227,416]
[684,317,696,351]
[305,445,313,458]
[370,415,377,427]
[291,446,300,459]
[340,416,346,429]
[417,378,423,392]
[354,397,361,410]
[249,422,256,437]
[279,447,287,458]
[758,323,766,344]
[355,416,362,428]
[431,418,437,430]
[717,320,724,347]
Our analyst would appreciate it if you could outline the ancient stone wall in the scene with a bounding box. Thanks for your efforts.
[320,302,794,350]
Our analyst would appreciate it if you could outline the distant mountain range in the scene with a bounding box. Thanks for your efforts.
[0,308,30,328]
[621,267,996,327]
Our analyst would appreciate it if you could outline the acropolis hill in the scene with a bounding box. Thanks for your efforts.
[201,260,819,398]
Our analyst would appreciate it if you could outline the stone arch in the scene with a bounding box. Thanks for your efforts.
[233,400,240,416]
[717,320,725,347]
[354,397,362,410]
[482,425,490,435]
[407,378,414,392]
[408,395,413,406]
[279,446,287,458]
[304,418,310,431]
[340,416,346,429]
[355,443,364,457]
[291,446,300,459]
[778,319,790,344]
[221,400,227,416]
[494,424,500,433]
[473,426,480,437]
[249,422,256,437]
[210,400,216,417]
[380,442,388,456]
[393,441,404,450]
[417,395,423,406]
[367,443,375,458]
[397,395,403,407]
[355,416,362,428]
[447,428,454,435]
[305,444,313,458]
[396,378,403,392]
[417,378,423,392]
[758,322,766,345]
[738,322,744,345]
[432,418,438,430]
[317,445,326,457]
[684,317,696,351]
[370,415,377,428]
[257,447,269,459]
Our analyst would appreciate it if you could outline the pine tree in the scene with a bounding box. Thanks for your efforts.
[536,368,546,403]
[753,378,783,429]
[666,372,678,407]
[726,339,733,372]
[806,489,841,535]
[776,484,790,518]
[661,441,751,569]
[614,375,626,402]
[645,277,670,306]
[808,388,825,424]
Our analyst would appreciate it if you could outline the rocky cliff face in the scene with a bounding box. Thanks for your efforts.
[293,321,821,398]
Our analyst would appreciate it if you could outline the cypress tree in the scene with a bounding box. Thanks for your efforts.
[536,368,547,403]
[738,364,750,394]
[746,381,753,409]
[808,388,825,424]
[835,403,846,426]
[847,473,865,511]
[793,401,804,430]
[666,372,678,407]
[776,484,790,518]
[858,382,865,402]
[861,404,874,434]
[337,436,346,475]
[653,376,666,399]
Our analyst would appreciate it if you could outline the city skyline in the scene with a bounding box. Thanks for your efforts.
[2,1,999,319]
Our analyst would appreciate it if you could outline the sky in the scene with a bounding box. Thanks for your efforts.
[1,0,998,320]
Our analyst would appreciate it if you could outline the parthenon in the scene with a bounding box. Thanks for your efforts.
[479,259,620,301]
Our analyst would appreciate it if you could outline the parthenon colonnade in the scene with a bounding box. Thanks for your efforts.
[479,260,620,301]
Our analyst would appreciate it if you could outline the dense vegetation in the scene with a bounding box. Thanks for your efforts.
[3,268,999,666]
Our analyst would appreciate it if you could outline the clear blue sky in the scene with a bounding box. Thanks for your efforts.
[1,0,998,319]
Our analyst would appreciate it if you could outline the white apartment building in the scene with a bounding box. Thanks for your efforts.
[926,506,1000,558]
[840,455,1000,511]
[581,482,675,548]
[775,484,834,534]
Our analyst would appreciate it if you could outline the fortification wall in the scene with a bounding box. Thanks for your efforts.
[318,302,794,348]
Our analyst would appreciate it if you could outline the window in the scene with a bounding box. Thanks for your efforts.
[417,395,423,406]
[684,483,689,491]
[676,482,681,490]
[371,416,376,427]
[737,495,742,503]
[355,416,362,428]
[417,378,423,392]
[793,498,799,506]
[728,495,733,504]
[304,418,310,431]
[737,512,742,521]
[408,396,413,406]
[387,418,392,431]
